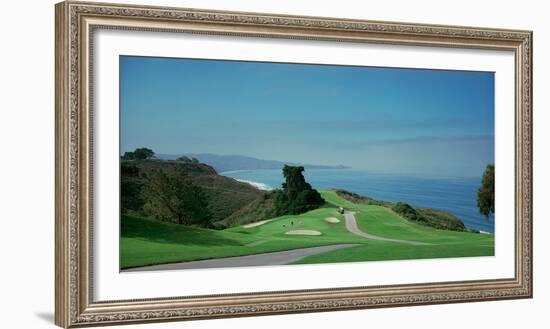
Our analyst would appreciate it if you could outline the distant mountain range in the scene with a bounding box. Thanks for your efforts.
[154,153,350,173]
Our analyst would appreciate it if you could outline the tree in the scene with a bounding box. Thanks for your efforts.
[142,168,211,225]
[122,147,155,160]
[134,147,154,160]
[120,163,144,212]
[281,165,312,195]
[274,165,324,215]
[477,164,495,218]
[176,155,191,162]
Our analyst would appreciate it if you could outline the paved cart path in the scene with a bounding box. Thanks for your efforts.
[124,244,360,272]
[343,211,431,246]
[125,211,431,272]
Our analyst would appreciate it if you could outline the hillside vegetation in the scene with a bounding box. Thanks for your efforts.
[216,192,277,228]
[121,148,472,234]
[122,148,332,230]
[334,189,468,232]
[121,153,262,226]
[214,165,326,228]
[121,191,494,269]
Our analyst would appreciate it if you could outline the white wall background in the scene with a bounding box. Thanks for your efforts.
[0,0,547,328]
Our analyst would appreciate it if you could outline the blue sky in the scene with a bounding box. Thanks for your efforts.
[120,56,494,178]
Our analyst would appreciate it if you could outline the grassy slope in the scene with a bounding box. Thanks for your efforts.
[121,208,355,269]
[216,192,276,228]
[291,192,494,264]
[320,191,492,243]
[121,191,494,269]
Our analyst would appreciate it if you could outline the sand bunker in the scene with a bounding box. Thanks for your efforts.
[285,230,322,236]
[324,217,340,223]
[243,219,273,228]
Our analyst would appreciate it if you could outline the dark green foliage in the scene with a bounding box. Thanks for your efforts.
[175,155,202,166]
[142,168,212,226]
[477,164,495,218]
[334,189,390,207]
[392,202,466,232]
[120,163,144,212]
[120,151,260,227]
[122,147,155,160]
[416,207,467,231]
[392,203,426,223]
[273,165,324,215]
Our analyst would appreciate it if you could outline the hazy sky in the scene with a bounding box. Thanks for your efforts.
[120,56,494,178]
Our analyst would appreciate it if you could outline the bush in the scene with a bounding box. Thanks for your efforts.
[392,202,466,232]
[392,203,425,222]
[334,189,389,207]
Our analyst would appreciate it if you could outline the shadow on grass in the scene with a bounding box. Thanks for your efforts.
[121,214,247,246]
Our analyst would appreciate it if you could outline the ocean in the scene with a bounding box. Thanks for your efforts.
[220,169,495,233]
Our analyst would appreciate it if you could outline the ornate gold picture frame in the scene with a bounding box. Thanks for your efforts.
[55,1,532,327]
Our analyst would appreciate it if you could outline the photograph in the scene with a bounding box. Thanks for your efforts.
[119,56,496,272]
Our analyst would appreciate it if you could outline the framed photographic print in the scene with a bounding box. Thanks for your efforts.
[55,1,533,327]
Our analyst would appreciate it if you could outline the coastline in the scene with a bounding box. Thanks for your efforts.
[220,169,495,233]
[220,170,274,190]
[218,170,253,175]
[233,178,273,191]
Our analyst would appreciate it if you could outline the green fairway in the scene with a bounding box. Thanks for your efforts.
[290,240,494,265]
[121,191,494,269]
[121,207,364,269]
[320,191,494,244]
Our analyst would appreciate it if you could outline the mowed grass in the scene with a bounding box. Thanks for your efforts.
[320,191,495,244]
[121,208,359,269]
[121,191,494,269]
[290,240,494,265]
